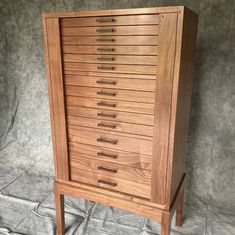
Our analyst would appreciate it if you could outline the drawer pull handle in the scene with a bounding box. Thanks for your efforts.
[97,166,117,173]
[97,102,116,107]
[97,138,118,145]
[97,180,117,187]
[96,39,116,42]
[97,47,115,51]
[97,152,118,159]
[97,66,115,70]
[96,80,116,85]
[97,91,116,96]
[96,28,115,33]
[97,112,116,118]
[97,123,116,129]
[97,57,115,61]
[96,18,116,23]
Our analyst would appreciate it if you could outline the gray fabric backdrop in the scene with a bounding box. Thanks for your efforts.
[0,0,234,232]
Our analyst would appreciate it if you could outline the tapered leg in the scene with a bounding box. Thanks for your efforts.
[54,183,65,235]
[176,188,184,227]
[161,211,171,235]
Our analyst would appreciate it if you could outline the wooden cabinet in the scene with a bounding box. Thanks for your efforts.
[42,6,198,235]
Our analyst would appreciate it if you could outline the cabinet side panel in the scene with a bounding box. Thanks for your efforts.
[43,17,69,180]
[151,13,178,204]
[167,8,198,205]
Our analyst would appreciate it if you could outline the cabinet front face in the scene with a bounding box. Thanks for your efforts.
[44,9,181,207]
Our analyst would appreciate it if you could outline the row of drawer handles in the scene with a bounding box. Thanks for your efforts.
[96,18,116,23]
[97,166,117,174]
[96,28,115,33]
[97,152,117,159]
[96,80,116,85]
[97,179,117,187]
[97,101,116,107]
[97,137,118,145]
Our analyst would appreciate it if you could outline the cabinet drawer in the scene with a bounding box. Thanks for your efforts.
[65,86,155,103]
[61,14,159,27]
[66,96,155,114]
[61,25,159,36]
[69,142,152,171]
[66,106,154,126]
[70,168,151,199]
[62,45,158,55]
[68,126,153,156]
[64,62,157,75]
[67,115,153,137]
[70,157,151,184]
[63,54,157,66]
[64,74,156,91]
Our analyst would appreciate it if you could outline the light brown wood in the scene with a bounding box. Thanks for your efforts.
[176,188,184,226]
[161,211,171,235]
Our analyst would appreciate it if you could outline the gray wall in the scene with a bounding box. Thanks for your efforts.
[0,0,234,216]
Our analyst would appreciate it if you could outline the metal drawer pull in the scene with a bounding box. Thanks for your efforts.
[97,102,116,107]
[97,166,117,173]
[97,138,118,145]
[97,152,118,159]
[97,180,117,187]
[97,66,115,70]
[97,112,116,118]
[96,80,116,85]
[97,47,115,52]
[98,123,116,129]
[97,57,115,61]
[96,28,115,33]
[97,91,116,96]
[96,39,116,42]
[96,18,116,23]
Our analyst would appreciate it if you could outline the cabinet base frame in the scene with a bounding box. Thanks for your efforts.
[54,174,185,235]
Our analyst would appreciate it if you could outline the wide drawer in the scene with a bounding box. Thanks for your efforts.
[61,14,159,27]
[67,115,153,137]
[68,126,153,156]
[70,168,151,199]
[70,157,151,184]
[64,74,156,91]
[69,142,152,171]
[61,25,159,36]
[64,62,157,75]
[62,45,158,55]
[66,96,155,114]
[65,86,155,103]
[66,106,154,126]
[63,54,157,65]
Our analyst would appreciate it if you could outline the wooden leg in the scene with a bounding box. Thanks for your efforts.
[176,188,184,227]
[54,182,65,235]
[161,211,171,235]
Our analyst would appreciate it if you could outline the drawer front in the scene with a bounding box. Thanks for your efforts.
[66,96,155,114]
[68,127,153,156]
[66,106,154,126]
[62,45,158,55]
[64,74,156,91]
[61,25,159,36]
[64,62,157,75]
[63,54,157,65]
[70,168,151,199]
[70,157,151,184]
[69,142,152,171]
[61,14,159,27]
[67,115,153,137]
[65,86,155,103]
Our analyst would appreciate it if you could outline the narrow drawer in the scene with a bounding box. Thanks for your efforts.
[64,62,157,75]
[61,14,159,27]
[64,74,156,91]
[68,126,153,156]
[66,96,155,114]
[69,142,152,171]
[65,86,155,103]
[63,54,158,66]
[61,25,159,36]
[66,106,154,126]
[67,115,154,137]
[70,168,151,199]
[62,45,158,55]
[70,157,151,184]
